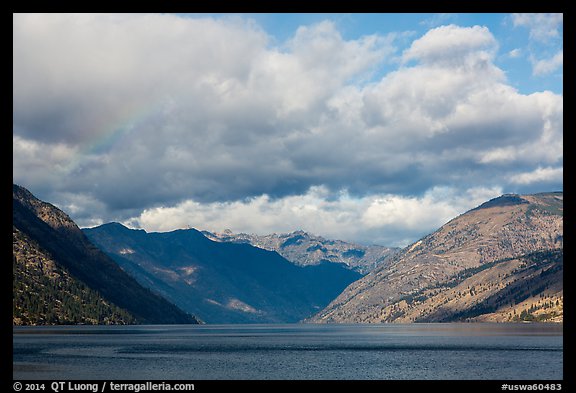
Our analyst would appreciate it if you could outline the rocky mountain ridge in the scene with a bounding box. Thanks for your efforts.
[203,229,399,274]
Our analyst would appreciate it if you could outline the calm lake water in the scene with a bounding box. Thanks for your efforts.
[13,323,562,380]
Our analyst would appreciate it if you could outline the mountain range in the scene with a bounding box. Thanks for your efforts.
[83,223,362,323]
[202,229,399,274]
[309,192,563,323]
[14,184,563,325]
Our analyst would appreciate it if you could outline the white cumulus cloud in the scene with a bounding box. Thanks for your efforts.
[126,186,503,247]
[512,13,563,42]
[509,166,563,186]
[533,50,563,76]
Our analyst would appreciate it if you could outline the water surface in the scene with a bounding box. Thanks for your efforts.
[13,323,563,380]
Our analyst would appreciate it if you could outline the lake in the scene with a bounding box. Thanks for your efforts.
[13,323,562,380]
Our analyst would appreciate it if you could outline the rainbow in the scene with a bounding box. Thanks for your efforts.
[66,98,166,173]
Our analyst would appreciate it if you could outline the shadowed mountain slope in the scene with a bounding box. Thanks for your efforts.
[84,223,362,323]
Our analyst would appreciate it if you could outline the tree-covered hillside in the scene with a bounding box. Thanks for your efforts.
[13,227,136,325]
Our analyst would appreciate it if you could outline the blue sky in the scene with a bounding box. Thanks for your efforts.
[13,13,563,246]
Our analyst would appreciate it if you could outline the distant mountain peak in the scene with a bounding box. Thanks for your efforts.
[472,193,529,211]
[95,222,147,234]
[203,228,399,274]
